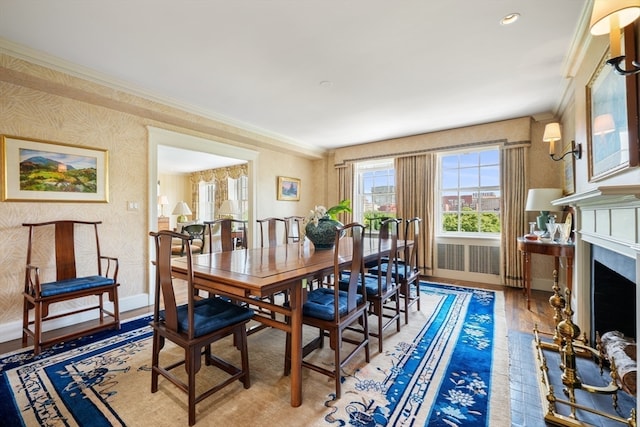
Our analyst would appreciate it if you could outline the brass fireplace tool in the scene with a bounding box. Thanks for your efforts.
[533,270,637,426]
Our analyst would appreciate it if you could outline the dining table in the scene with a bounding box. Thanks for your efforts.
[170,236,403,407]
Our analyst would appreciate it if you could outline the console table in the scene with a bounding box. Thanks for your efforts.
[517,237,574,310]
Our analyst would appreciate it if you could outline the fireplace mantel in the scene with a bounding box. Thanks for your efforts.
[553,185,640,259]
[554,185,640,208]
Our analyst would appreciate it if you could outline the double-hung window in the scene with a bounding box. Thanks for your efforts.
[439,148,501,234]
[354,159,396,230]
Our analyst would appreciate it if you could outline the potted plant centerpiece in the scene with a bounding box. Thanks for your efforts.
[304,199,351,249]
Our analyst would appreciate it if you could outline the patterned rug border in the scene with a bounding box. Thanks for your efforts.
[0,281,509,427]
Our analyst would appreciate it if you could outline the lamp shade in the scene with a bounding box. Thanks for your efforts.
[590,0,640,35]
[172,201,192,223]
[157,195,169,205]
[218,200,240,217]
[542,123,561,142]
[525,188,563,212]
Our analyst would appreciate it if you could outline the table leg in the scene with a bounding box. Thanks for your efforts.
[522,251,531,310]
[289,281,303,407]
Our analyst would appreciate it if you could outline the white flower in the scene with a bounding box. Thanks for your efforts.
[308,205,328,226]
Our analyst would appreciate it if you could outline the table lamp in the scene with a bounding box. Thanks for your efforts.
[172,201,192,223]
[525,188,563,231]
[157,195,169,217]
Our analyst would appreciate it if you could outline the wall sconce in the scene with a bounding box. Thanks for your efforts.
[543,122,582,161]
[157,195,169,217]
[172,201,192,223]
[590,0,640,75]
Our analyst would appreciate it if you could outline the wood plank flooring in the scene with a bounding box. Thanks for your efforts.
[0,277,556,354]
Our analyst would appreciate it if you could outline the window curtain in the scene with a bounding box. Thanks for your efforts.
[336,163,354,225]
[500,146,527,287]
[395,154,434,275]
[190,164,248,219]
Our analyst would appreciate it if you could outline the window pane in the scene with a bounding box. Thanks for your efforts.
[439,148,500,235]
[480,165,499,186]
[459,168,479,187]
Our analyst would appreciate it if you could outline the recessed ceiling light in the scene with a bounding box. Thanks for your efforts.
[319,80,333,87]
[500,13,520,25]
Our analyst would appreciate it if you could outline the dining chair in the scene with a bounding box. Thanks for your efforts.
[204,219,247,253]
[256,217,289,247]
[339,218,402,352]
[284,222,370,398]
[368,217,422,324]
[149,230,254,426]
[284,215,305,243]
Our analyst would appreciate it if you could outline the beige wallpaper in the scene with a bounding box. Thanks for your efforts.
[0,53,319,338]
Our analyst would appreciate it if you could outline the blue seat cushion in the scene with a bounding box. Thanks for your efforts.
[41,275,115,297]
[338,272,387,295]
[367,262,412,281]
[175,298,254,337]
[303,287,363,321]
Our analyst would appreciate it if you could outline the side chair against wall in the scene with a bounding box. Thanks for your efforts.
[369,217,422,324]
[339,218,402,353]
[149,230,254,426]
[204,219,247,253]
[284,222,370,398]
[22,220,120,356]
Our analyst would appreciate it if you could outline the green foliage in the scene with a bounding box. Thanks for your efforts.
[442,208,500,233]
[326,199,352,220]
[363,211,396,230]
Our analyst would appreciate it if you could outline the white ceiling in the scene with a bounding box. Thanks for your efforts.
[1,0,590,157]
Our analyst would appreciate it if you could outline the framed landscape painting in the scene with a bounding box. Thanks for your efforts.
[1,135,109,202]
[277,176,300,201]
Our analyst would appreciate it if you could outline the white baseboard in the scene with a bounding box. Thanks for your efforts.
[0,293,151,344]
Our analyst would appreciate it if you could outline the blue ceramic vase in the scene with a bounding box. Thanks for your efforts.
[305,216,343,249]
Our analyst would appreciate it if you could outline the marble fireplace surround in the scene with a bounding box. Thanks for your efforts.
[555,185,640,344]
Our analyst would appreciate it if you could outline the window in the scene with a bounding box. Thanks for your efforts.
[198,181,216,221]
[355,159,396,230]
[439,148,500,234]
[228,175,248,220]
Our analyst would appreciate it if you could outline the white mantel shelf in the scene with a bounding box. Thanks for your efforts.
[553,185,640,208]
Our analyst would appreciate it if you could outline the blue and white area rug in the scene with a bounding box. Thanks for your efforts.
[0,282,508,426]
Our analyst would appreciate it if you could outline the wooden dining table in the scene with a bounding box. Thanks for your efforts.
[170,237,401,407]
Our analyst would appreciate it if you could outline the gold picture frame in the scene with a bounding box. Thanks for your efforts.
[1,135,109,202]
[586,25,640,182]
[277,176,300,201]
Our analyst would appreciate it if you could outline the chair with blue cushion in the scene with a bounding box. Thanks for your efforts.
[149,230,254,426]
[284,222,370,398]
[368,217,422,324]
[339,218,402,352]
[22,220,120,356]
[257,217,289,248]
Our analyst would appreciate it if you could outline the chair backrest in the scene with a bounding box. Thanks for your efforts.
[256,217,288,247]
[24,220,103,280]
[377,218,401,284]
[284,216,305,243]
[150,230,193,336]
[205,219,247,252]
[403,217,422,275]
[334,222,367,316]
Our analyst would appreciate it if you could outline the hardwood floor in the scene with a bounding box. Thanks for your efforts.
[0,277,555,354]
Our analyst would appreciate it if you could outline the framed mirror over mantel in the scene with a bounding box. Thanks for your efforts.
[586,23,640,182]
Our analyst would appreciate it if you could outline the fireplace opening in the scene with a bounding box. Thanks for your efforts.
[590,245,636,346]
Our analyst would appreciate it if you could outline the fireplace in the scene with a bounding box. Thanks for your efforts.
[590,244,637,345]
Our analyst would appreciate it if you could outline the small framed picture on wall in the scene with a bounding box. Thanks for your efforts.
[277,176,300,201]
